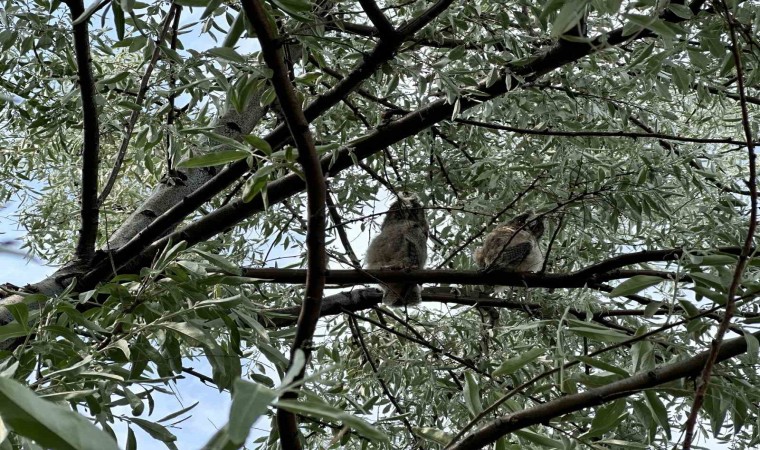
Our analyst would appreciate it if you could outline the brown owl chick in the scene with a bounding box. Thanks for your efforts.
[474,211,545,275]
[365,192,429,307]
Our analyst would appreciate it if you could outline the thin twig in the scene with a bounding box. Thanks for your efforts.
[347,316,418,442]
[98,4,179,206]
[682,3,758,448]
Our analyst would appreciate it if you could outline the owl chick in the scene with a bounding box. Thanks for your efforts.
[365,192,429,307]
[474,211,545,274]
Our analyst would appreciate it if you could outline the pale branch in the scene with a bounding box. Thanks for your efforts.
[63,0,100,263]
[255,287,746,334]
[683,2,759,447]
[98,5,179,206]
[240,1,327,448]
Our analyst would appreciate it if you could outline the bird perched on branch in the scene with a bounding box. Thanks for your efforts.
[474,211,545,291]
[365,192,429,307]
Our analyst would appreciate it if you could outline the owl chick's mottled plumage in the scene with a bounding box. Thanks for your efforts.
[474,211,545,274]
[365,192,429,307]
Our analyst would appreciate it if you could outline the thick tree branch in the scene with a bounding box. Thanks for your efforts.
[357,0,398,42]
[63,0,100,262]
[240,1,327,448]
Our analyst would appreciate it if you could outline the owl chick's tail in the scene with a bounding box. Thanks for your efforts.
[382,283,422,307]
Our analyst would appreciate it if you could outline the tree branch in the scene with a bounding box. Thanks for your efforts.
[449,327,757,450]
[357,0,398,42]
[683,2,759,447]
[455,117,760,147]
[98,5,179,206]
[63,0,100,262]
[240,1,327,448]
[238,246,742,288]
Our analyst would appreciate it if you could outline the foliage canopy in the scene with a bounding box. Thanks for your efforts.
[0,0,758,448]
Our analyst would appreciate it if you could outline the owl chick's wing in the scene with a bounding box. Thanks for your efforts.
[494,241,532,269]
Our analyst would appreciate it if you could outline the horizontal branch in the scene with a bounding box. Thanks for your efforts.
[241,247,740,288]
[455,118,760,147]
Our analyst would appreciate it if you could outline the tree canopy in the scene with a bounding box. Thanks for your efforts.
[0,0,758,448]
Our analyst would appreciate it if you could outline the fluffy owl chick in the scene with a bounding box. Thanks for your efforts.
[474,211,545,279]
[365,192,429,307]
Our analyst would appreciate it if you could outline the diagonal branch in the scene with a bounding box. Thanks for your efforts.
[455,117,760,147]
[98,4,179,206]
[449,327,757,450]
[87,0,459,282]
[83,0,715,287]
[683,2,759,448]
[239,1,327,449]
[63,0,100,262]
[357,0,398,42]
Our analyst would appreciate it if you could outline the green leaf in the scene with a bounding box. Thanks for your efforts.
[207,47,245,64]
[276,399,388,442]
[0,377,120,450]
[130,418,177,443]
[514,429,564,448]
[72,0,109,25]
[567,319,631,342]
[608,275,664,297]
[413,427,453,445]
[492,348,544,377]
[270,0,312,21]
[175,0,211,6]
[550,0,587,37]
[242,134,272,154]
[160,322,215,348]
[223,11,246,48]
[177,150,249,168]
[581,400,626,438]
[463,372,482,417]
[228,380,277,445]
[575,356,630,376]
[644,390,671,439]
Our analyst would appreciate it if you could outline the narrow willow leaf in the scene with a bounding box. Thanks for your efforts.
[608,275,664,297]
[0,377,120,450]
[414,427,453,445]
[227,380,277,445]
[177,150,249,169]
[463,372,482,417]
[492,348,544,377]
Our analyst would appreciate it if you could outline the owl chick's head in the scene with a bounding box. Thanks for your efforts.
[383,191,427,229]
[505,211,545,238]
